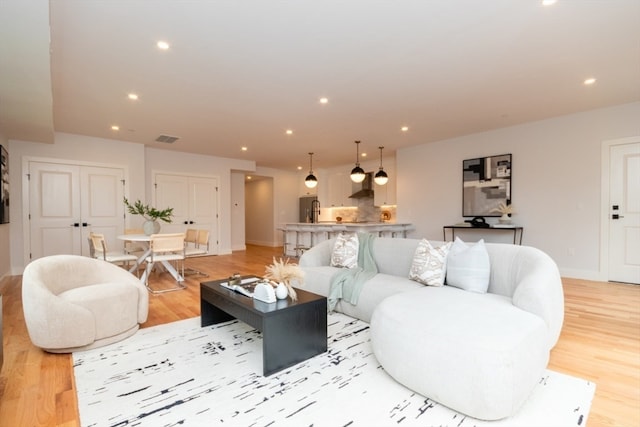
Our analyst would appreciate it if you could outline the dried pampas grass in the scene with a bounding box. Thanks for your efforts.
[264,257,304,301]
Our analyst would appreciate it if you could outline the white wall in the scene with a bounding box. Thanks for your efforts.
[245,178,274,247]
[8,133,256,272]
[397,102,640,280]
[8,132,146,273]
[230,171,247,251]
[254,166,300,246]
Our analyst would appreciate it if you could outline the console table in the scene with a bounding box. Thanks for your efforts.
[443,225,524,245]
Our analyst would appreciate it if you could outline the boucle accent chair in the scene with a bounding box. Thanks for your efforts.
[299,237,564,420]
[22,254,149,353]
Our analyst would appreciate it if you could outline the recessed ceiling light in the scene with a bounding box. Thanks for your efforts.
[286,129,293,135]
[157,40,170,50]
[401,126,409,132]
[542,0,557,6]
[246,176,252,180]
[584,77,597,85]
[111,125,119,131]
[297,166,303,170]
[128,93,139,100]
[241,146,248,151]
[319,97,329,104]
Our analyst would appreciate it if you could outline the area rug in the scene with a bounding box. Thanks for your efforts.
[73,313,595,427]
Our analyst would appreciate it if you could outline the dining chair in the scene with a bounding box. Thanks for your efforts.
[123,228,146,255]
[89,232,139,271]
[144,233,187,293]
[184,229,210,277]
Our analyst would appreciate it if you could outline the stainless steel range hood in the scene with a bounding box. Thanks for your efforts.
[349,172,374,198]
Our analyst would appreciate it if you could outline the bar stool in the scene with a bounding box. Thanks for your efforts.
[291,224,313,257]
[276,226,290,256]
[328,225,347,239]
[311,225,333,246]
[388,224,408,238]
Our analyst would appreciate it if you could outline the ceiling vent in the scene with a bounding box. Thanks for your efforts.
[155,135,180,144]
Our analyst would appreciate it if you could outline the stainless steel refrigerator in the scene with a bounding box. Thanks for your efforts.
[299,196,318,223]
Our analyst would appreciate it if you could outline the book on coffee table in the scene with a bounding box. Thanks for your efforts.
[220,277,260,297]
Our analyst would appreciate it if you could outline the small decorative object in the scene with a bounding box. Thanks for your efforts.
[253,281,277,303]
[229,273,241,286]
[264,257,305,301]
[275,282,288,300]
[491,202,515,224]
[336,216,342,223]
[123,198,174,235]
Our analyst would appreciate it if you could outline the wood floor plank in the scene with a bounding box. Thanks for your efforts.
[0,246,638,426]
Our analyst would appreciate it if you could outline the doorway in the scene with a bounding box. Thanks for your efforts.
[601,137,640,284]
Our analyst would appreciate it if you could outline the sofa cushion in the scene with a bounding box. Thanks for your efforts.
[446,237,491,293]
[371,286,549,420]
[60,282,140,340]
[409,239,451,286]
[330,232,359,268]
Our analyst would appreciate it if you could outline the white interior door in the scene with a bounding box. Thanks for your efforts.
[154,173,219,254]
[29,162,82,259]
[29,161,126,260]
[154,174,190,233]
[608,141,640,284]
[81,166,126,251]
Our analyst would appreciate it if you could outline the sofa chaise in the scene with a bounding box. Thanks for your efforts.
[298,236,564,420]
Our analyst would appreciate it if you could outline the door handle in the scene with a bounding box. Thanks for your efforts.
[612,214,624,220]
[71,223,80,227]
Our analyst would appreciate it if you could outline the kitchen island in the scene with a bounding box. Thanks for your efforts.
[279,222,414,257]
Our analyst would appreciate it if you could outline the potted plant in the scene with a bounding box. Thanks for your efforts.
[123,198,174,235]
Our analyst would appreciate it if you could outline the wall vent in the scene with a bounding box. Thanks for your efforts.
[155,135,180,144]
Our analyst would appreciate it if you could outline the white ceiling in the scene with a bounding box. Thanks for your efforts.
[1,0,639,170]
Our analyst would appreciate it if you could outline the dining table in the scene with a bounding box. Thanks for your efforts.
[117,233,185,284]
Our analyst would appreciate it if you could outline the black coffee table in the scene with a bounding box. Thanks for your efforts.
[200,276,327,376]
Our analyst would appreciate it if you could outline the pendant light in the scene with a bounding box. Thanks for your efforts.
[374,146,388,185]
[304,152,318,188]
[350,140,366,183]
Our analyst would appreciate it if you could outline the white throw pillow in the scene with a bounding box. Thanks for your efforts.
[446,237,491,293]
[330,232,359,269]
[408,239,451,286]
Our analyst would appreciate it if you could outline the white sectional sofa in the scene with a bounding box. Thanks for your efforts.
[298,236,564,421]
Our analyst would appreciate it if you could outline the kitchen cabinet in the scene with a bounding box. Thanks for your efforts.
[328,173,354,207]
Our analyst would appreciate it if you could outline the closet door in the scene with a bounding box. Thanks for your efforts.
[154,173,219,254]
[29,162,82,258]
[28,161,125,260]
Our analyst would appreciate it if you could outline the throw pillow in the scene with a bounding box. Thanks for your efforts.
[408,239,452,286]
[330,232,359,269]
[446,237,491,293]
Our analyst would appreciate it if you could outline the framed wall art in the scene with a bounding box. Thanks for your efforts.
[462,153,511,217]
[1,145,9,224]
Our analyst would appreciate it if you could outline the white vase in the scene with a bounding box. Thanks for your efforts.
[499,213,512,224]
[143,220,160,235]
[275,282,288,300]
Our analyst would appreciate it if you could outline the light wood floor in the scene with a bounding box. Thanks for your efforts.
[0,245,638,426]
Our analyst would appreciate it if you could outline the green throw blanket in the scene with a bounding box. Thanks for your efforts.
[328,232,378,312]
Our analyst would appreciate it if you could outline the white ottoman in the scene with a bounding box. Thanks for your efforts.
[370,285,550,420]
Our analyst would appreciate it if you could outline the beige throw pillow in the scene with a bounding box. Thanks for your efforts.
[409,239,452,286]
[330,232,359,269]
